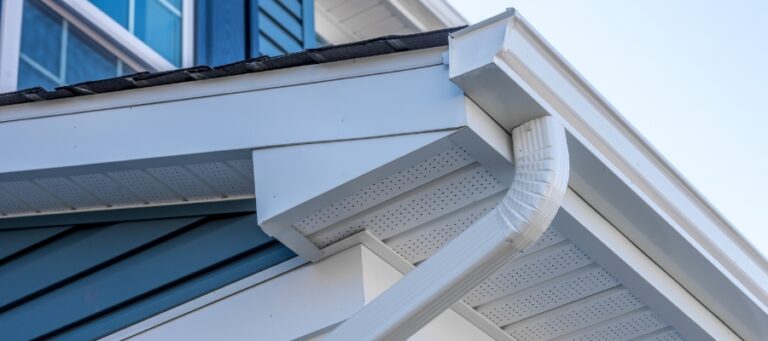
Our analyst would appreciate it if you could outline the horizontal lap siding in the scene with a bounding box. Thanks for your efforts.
[197,0,314,64]
[0,213,295,340]
[259,0,309,55]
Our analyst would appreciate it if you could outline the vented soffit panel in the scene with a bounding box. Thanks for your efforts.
[249,119,695,340]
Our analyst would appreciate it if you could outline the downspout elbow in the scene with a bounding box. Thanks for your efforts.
[492,116,570,251]
[326,116,569,340]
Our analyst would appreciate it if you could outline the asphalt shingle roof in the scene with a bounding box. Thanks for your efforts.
[0,27,463,107]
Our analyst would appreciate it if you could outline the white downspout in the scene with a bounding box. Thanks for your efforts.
[325,115,569,340]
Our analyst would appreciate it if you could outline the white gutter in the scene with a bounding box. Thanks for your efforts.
[325,116,569,340]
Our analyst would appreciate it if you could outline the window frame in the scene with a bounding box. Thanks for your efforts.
[52,0,194,69]
[0,0,195,92]
[0,0,23,92]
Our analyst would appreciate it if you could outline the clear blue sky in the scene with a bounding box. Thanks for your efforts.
[447,0,768,255]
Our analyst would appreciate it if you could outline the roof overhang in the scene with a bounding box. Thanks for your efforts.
[446,10,768,340]
[0,10,765,340]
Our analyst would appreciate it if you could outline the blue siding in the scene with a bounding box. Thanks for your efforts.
[195,0,247,66]
[258,0,309,55]
[0,225,71,261]
[0,213,295,340]
[196,0,315,64]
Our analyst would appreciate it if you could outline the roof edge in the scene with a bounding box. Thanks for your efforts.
[448,9,768,340]
[0,28,462,109]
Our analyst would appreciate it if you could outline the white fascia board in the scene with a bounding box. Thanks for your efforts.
[0,47,445,123]
[448,10,768,339]
[0,48,465,175]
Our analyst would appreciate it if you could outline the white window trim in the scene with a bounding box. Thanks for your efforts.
[3,0,194,92]
[181,0,194,67]
[46,0,186,72]
[0,0,23,92]
[34,0,150,74]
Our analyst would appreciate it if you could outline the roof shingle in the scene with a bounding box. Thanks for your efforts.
[0,27,463,107]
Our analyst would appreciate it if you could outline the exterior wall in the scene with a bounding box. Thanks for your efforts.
[109,245,493,341]
[0,0,316,92]
[0,213,295,340]
[195,0,315,66]
[257,0,315,56]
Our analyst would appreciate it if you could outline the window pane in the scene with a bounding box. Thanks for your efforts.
[91,0,183,66]
[18,0,126,89]
[135,0,182,65]
[20,1,61,75]
[17,60,59,90]
[120,61,138,76]
[90,0,129,28]
[66,28,120,84]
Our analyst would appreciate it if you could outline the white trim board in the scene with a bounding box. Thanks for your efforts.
[49,0,175,71]
[0,46,445,122]
[0,0,23,92]
[0,63,466,175]
[39,0,151,73]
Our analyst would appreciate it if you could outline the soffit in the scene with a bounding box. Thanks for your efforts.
[315,0,465,43]
[255,130,694,340]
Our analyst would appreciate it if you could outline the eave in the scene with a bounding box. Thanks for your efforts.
[448,10,767,339]
[0,13,764,340]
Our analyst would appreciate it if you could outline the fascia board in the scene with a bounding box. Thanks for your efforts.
[0,47,445,123]
[448,10,768,339]
[0,57,466,175]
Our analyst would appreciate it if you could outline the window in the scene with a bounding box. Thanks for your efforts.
[18,0,135,89]
[90,0,183,66]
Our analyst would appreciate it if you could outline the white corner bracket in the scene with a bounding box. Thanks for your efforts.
[325,116,569,340]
